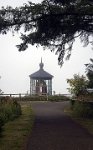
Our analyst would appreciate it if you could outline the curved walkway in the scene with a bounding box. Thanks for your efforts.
[25,101,93,150]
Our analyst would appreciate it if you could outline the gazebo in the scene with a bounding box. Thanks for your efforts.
[29,59,53,95]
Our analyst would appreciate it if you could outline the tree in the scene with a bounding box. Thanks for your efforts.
[67,74,88,96]
[0,89,3,94]
[0,0,93,65]
[85,58,93,88]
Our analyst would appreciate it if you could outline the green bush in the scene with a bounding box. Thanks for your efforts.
[0,98,21,131]
[72,101,93,118]
[70,99,76,109]
[76,93,93,101]
[48,95,70,102]
[0,116,4,130]
[13,95,47,101]
[13,95,70,102]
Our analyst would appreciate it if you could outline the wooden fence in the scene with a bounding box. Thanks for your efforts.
[0,93,27,99]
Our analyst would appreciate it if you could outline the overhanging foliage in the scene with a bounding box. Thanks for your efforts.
[0,0,93,65]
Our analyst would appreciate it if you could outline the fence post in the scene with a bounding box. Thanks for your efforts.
[47,94,48,101]
[19,93,21,101]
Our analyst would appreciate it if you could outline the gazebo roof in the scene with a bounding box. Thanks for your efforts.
[29,58,53,80]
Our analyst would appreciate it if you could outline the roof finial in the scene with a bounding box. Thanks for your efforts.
[39,57,44,69]
[41,57,42,63]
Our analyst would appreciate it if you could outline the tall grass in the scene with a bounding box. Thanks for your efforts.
[0,102,34,150]
[0,97,21,131]
[70,100,93,118]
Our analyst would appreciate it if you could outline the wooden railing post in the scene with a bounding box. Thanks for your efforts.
[19,93,21,100]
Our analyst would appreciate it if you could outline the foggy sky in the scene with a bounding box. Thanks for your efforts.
[0,0,93,94]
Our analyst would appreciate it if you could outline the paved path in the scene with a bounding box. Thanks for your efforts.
[25,101,93,150]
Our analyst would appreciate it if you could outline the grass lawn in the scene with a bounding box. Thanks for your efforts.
[0,101,34,150]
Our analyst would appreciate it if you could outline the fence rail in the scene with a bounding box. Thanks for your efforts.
[0,93,27,97]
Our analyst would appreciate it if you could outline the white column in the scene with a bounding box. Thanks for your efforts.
[48,79,52,95]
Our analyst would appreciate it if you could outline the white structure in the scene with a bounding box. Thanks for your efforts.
[29,59,53,95]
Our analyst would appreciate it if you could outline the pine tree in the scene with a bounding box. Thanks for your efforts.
[0,0,93,65]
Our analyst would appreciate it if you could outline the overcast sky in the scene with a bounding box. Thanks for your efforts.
[0,0,93,94]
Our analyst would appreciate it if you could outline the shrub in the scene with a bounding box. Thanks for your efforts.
[13,95,47,101]
[72,101,93,118]
[0,116,4,131]
[13,95,70,102]
[70,99,76,109]
[0,98,21,131]
[76,93,93,101]
[48,95,70,102]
